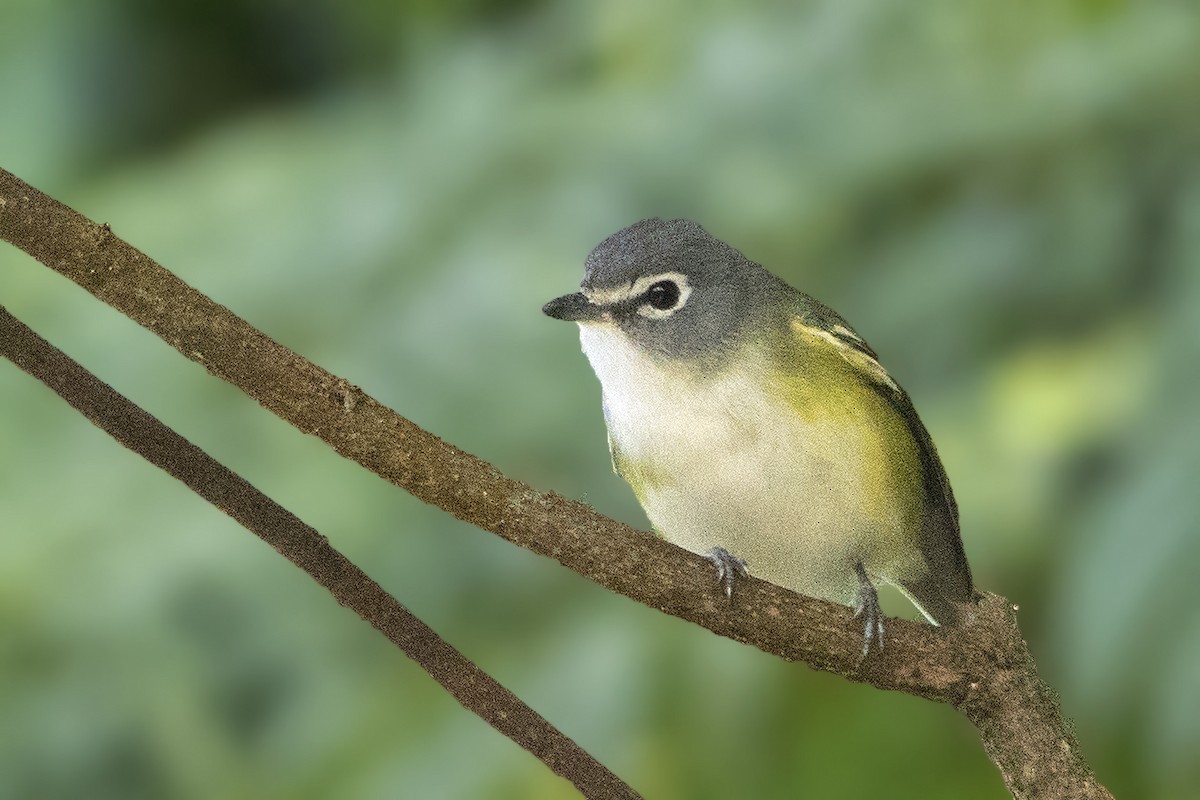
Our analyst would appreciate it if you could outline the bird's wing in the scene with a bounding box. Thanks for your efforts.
[793,297,975,619]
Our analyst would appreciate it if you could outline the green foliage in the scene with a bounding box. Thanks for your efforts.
[2,1,1198,797]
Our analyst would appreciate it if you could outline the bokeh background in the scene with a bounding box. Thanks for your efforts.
[2,1,1198,798]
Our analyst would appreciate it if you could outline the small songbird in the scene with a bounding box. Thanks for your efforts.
[543,218,976,650]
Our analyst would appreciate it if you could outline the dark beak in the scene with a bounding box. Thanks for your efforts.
[542,292,606,323]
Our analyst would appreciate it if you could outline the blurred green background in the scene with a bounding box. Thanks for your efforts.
[2,1,1198,797]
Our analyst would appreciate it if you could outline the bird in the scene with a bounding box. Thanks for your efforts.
[542,218,976,651]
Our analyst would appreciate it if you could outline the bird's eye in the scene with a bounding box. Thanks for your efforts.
[645,280,681,311]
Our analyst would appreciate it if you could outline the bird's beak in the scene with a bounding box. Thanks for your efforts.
[542,292,607,323]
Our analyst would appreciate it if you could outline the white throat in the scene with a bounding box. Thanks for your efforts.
[577,322,686,446]
[575,321,764,472]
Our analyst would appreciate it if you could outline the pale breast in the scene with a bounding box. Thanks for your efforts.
[578,323,915,604]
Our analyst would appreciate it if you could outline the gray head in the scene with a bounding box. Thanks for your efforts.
[543,218,787,360]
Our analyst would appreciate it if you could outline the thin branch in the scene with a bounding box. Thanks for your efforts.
[0,306,640,800]
[0,166,1113,799]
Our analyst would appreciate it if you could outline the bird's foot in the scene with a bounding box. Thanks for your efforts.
[705,547,748,599]
[853,562,885,657]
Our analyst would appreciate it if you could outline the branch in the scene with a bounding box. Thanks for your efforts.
[0,166,1113,799]
[0,306,640,800]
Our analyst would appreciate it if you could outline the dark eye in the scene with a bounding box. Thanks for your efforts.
[645,280,681,311]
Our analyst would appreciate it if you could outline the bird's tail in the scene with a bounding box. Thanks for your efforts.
[899,576,978,627]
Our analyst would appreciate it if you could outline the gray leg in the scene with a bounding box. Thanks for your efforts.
[853,562,885,656]
[705,547,748,599]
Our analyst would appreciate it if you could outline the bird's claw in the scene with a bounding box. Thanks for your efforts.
[705,547,748,599]
[853,562,886,657]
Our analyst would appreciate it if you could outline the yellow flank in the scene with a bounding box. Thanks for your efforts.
[611,442,671,506]
[771,322,926,546]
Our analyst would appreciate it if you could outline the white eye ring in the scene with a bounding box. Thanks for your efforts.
[634,272,691,319]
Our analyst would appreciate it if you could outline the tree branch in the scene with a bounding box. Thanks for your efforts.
[0,166,1113,799]
[0,305,640,800]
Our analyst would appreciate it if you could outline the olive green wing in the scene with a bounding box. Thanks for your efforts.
[795,297,976,623]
